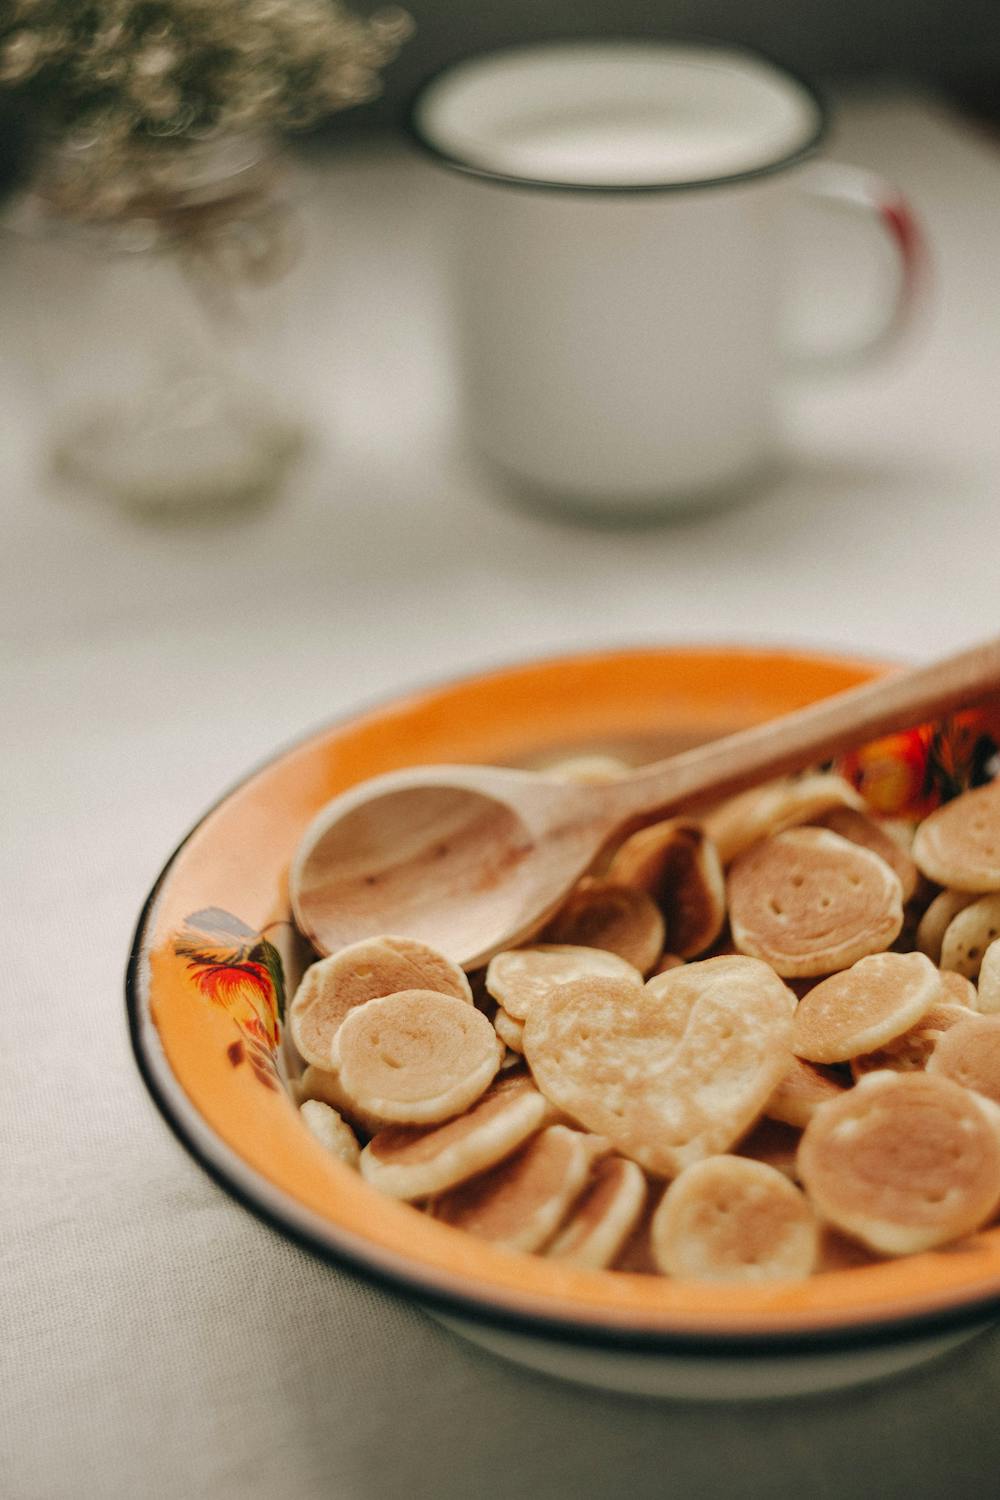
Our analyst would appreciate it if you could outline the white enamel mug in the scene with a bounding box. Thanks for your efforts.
[409,41,922,518]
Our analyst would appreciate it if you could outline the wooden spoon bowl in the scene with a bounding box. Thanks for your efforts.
[292,636,1000,967]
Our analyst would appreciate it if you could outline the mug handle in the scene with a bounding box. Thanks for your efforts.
[787,161,926,372]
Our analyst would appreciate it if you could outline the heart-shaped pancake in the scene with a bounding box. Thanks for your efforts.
[522,956,795,1177]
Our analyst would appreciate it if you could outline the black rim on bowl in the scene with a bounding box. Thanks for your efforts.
[127,647,1000,1360]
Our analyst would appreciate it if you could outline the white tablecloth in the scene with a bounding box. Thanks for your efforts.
[5,93,1000,1499]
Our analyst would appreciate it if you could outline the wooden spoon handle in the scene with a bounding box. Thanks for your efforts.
[602,636,1000,828]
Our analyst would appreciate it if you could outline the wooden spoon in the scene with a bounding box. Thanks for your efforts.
[290,637,1000,968]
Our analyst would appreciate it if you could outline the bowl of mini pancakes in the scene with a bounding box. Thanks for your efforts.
[128,646,1000,1400]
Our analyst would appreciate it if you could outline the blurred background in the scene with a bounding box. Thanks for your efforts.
[7,6,1000,1499]
[2,0,1000,196]
[353,0,1000,122]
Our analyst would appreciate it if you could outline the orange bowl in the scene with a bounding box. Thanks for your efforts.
[127,645,1000,1397]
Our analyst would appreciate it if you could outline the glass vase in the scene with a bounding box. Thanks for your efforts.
[1,133,306,518]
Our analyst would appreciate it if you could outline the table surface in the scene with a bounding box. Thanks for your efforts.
[5,92,1000,1500]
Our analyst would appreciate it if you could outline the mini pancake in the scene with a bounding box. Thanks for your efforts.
[913,780,1000,891]
[299,1099,361,1168]
[295,1063,386,1138]
[332,990,503,1125]
[916,890,977,964]
[939,894,1000,979]
[850,1001,970,1078]
[727,827,904,977]
[815,806,919,903]
[606,819,726,958]
[797,1070,1000,1255]
[546,1156,648,1269]
[764,1057,849,1128]
[523,957,795,1178]
[541,880,665,976]
[493,1005,525,1054]
[360,1072,551,1200]
[485,943,642,1022]
[791,951,940,1064]
[977,939,1000,1014]
[938,969,979,1008]
[703,773,865,865]
[289,935,472,1069]
[429,1125,609,1253]
[927,1012,1000,1105]
[650,1156,819,1282]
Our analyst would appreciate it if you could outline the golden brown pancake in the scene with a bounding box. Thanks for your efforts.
[361,1072,551,1199]
[816,806,919,903]
[938,969,978,1008]
[797,1070,1000,1254]
[849,1000,970,1078]
[289,935,471,1069]
[704,773,865,865]
[977,939,1000,1014]
[651,1156,819,1281]
[916,890,977,964]
[791,951,941,1063]
[546,1156,648,1269]
[939,894,1000,979]
[606,819,726,958]
[485,943,641,1021]
[542,880,665,975]
[429,1125,608,1253]
[332,990,503,1125]
[913,781,1000,892]
[493,1005,525,1053]
[523,957,794,1178]
[299,1099,361,1167]
[927,1012,1000,1105]
[295,1063,386,1138]
[728,827,904,977]
[764,1056,849,1128]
